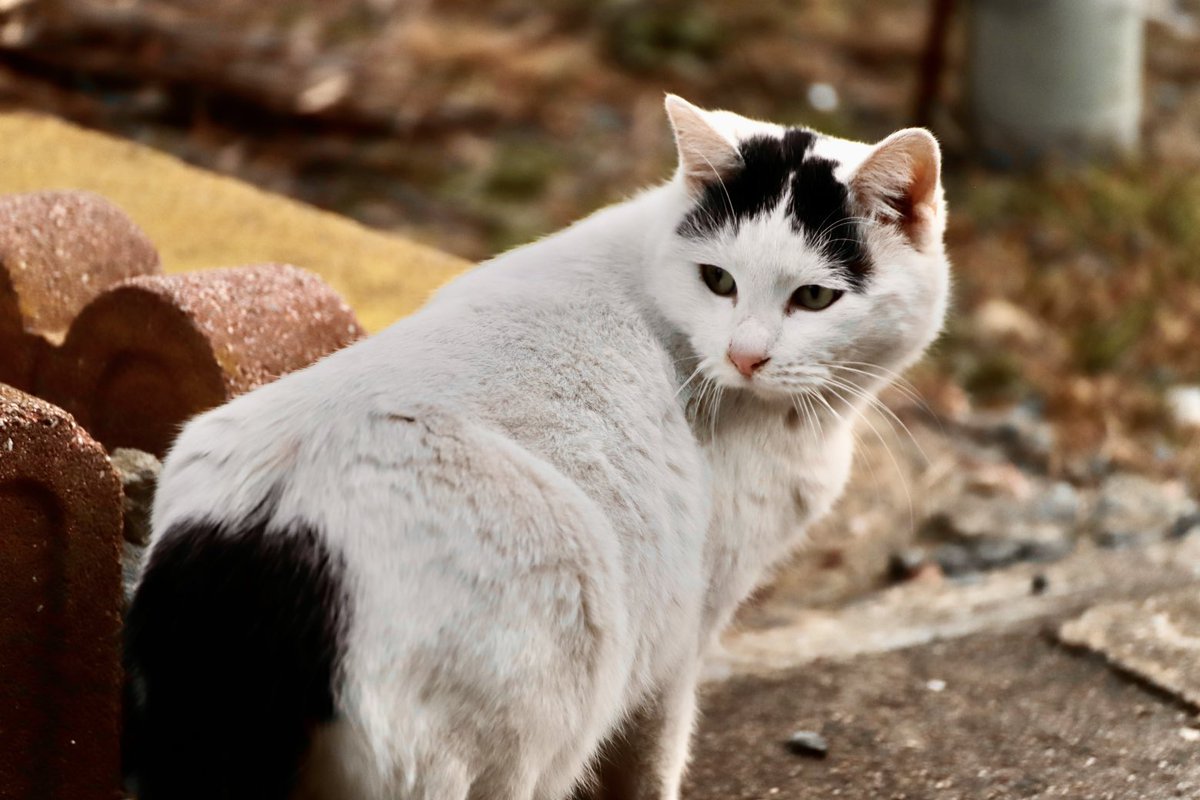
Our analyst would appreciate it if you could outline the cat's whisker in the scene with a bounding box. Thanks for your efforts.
[827,362,921,404]
[789,396,809,436]
[822,382,916,537]
[807,212,872,256]
[828,376,928,466]
[674,362,707,401]
[694,149,737,224]
[828,361,945,434]
[800,391,830,448]
[802,392,822,442]
[710,384,725,444]
[818,215,873,234]
[818,237,870,249]
[824,376,930,467]
[692,375,720,440]
[834,360,927,398]
[806,387,880,496]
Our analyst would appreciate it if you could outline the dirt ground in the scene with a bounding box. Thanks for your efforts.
[687,625,1200,800]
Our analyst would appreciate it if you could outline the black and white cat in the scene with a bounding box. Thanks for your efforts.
[124,95,949,799]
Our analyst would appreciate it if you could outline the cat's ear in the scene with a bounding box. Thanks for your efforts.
[665,94,743,197]
[850,128,943,251]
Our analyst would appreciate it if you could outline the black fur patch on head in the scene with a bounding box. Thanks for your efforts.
[678,128,873,291]
[123,511,350,800]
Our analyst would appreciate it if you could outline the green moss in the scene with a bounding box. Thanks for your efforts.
[600,0,723,74]
[961,351,1025,403]
[1073,302,1154,375]
[484,142,563,201]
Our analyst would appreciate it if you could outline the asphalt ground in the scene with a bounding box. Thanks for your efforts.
[685,624,1200,800]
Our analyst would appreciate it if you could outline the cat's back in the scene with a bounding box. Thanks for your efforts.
[153,252,702,553]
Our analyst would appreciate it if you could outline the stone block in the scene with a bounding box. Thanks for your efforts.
[0,383,123,799]
[38,264,365,456]
[0,190,160,391]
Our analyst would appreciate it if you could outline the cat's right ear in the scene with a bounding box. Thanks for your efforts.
[665,94,743,197]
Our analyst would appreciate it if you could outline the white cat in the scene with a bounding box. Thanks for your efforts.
[124,95,949,800]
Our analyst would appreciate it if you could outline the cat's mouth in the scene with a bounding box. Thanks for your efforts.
[719,359,828,389]
[708,363,832,405]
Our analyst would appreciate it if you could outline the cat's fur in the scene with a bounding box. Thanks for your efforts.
[124,96,949,800]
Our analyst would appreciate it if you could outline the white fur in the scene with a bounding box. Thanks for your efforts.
[147,98,950,799]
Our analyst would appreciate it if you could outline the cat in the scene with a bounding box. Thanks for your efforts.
[123,94,949,800]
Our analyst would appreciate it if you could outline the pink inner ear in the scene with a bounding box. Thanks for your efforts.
[852,132,941,248]
[665,96,743,196]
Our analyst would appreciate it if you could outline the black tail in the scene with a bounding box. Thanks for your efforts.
[123,515,349,800]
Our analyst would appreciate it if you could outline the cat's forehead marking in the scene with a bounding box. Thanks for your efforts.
[678,128,872,291]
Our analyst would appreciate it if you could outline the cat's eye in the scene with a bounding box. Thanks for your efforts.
[790,285,843,311]
[699,264,736,298]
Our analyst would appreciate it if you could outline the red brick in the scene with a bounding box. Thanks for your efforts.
[0,191,161,392]
[0,383,123,800]
[39,264,365,456]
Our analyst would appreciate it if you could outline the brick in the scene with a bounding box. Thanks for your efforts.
[0,383,123,800]
[0,191,161,392]
[39,264,365,456]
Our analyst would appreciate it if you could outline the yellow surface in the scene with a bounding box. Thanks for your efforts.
[0,113,470,332]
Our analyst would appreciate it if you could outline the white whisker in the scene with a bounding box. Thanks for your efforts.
[825,376,930,466]
[822,382,915,537]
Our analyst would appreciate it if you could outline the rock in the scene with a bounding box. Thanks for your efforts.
[957,404,1055,472]
[109,447,161,546]
[0,190,161,391]
[785,730,829,759]
[1058,588,1200,711]
[38,263,365,456]
[929,542,976,576]
[1088,473,1199,547]
[920,480,1079,575]
[0,383,123,799]
[1167,386,1200,429]
[1093,529,1138,550]
[974,298,1043,346]
[888,548,928,581]
[123,540,148,608]
[1168,513,1200,540]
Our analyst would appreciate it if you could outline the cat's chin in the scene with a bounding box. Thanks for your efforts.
[719,376,798,407]
[752,386,807,407]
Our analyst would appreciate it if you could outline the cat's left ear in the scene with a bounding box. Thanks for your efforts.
[665,94,743,197]
[850,128,943,252]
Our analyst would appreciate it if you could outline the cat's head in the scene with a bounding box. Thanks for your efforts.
[647,95,950,409]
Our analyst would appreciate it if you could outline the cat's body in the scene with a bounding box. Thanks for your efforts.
[125,97,949,800]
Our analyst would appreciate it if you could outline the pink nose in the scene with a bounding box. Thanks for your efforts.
[728,349,770,378]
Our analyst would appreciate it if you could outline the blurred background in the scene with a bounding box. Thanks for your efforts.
[2,0,1199,609]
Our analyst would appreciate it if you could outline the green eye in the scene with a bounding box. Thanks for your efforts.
[699,264,736,297]
[791,285,843,311]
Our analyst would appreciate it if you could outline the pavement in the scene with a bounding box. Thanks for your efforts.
[687,536,1200,799]
[687,625,1199,800]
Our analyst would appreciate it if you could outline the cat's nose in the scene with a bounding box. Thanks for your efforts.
[728,348,770,378]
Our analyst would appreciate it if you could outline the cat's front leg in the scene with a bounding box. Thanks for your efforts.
[575,667,699,800]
